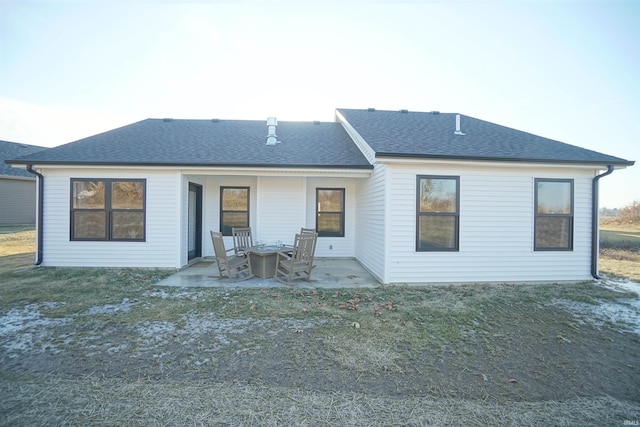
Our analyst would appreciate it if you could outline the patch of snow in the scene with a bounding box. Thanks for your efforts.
[133,321,177,351]
[137,321,176,337]
[143,290,169,299]
[598,276,640,296]
[0,303,68,335]
[82,298,138,315]
[553,278,640,335]
[106,343,128,354]
[0,303,72,357]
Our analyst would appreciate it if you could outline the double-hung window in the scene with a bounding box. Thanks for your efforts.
[534,179,573,250]
[70,179,146,241]
[416,175,460,251]
[316,188,345,237]
[220,187,249,236]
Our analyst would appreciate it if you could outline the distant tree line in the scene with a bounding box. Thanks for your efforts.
[601,200,640,224]
[600,207,621,217]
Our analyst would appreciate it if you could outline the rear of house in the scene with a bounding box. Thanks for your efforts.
[337,108,633,284]
[354,160,598,283]
[6,109,634,284]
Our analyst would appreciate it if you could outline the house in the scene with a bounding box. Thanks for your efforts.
[0,140,46,225]
[6,108,634,284]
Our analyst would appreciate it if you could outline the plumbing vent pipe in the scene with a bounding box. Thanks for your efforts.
[266,117,279,145]
[454,114,466,135]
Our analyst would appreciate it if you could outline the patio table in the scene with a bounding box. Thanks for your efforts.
[247,244,291,278]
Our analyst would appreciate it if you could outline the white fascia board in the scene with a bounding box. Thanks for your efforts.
[335,110,377,163]
[375,156,622,171]
[32,164,372,178]
[180,167,371,178]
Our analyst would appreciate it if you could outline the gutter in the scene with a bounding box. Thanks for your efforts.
[591,165,615,279]
[26,165,43,266]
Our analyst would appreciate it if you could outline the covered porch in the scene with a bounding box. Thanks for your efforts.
[156,258,380,289]
[181,168,370,268]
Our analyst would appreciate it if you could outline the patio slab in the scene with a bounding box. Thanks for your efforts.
[155,258,380,289]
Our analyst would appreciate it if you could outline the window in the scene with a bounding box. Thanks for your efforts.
[316,188,345,237]
[71,179,145,241]
[535,179,573,250]
[220,187,249,235]
[416,175,459,251]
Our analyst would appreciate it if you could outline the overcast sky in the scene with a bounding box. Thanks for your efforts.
[1,0,638,208]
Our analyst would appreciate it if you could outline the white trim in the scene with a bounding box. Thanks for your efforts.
[335,110,378,163]
[375,156,623,171]
[24,164,372,178]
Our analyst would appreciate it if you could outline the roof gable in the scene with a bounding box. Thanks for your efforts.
[337,108,633,166]
[7,119,372,169]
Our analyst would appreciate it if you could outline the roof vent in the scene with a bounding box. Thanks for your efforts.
[454,114,466,135]
[430,111,440,115]
[367,108,376,112]
[211,118,219,123]
[163,118,173,122]
[313,120,321,125]
[266,117,280,145]
[400,109,408,113]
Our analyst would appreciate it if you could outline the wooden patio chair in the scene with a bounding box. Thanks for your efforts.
[274,232,318,285]
[300,227,316,235]
[232,227,253,256]
[210,231,253,281]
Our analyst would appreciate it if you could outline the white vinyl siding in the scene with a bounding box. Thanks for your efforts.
[40,168,181,268]
[202,176,256,257]
[200,176,358,259]
[306,178,357,257]
[384,163,594,284]
[34,161,597,283]
[256,176,306,245]
[354,163,387,282]
[202,176,307,253]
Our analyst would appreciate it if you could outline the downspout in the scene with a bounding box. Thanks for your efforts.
[591,165,614,279]
[26,165,43,266]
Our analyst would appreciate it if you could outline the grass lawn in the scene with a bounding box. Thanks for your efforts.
[600,222,640,281]
[1,226,639,426]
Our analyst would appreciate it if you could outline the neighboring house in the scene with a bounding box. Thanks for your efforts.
[6,109,634,284]
[0,140,46,225]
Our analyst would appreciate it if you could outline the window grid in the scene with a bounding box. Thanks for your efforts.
[416,175,460,252]
[220,186,250,236]
[534,178,574,251]
[316,188,345,237]
[70,178,146,241]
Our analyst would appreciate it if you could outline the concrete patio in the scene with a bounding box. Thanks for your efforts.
[155,258,380,289]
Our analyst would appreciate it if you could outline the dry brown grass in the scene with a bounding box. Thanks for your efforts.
[2,374,638,426]
[0,228,35,257]
[600,256,640,281]
[599,221,640,280]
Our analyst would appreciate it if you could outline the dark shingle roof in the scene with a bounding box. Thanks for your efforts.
[337,108,634,166]
[0,140,47,177]
[6,119,372,169]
